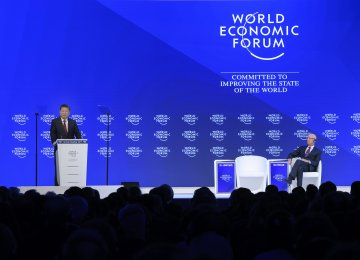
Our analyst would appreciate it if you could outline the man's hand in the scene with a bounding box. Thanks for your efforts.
[300,158,311,164]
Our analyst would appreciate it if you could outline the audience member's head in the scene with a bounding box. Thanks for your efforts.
[60,228,109,260]
[319,181,337,197]
[191,187,216,208]
[159,184,174,204]
[189,232,233,260]
[44,195,70,224]
[128,186,142,202]
[68,196,89,223]
[135,243,192,260]
[0,223,17,260]
[118,204,146,240]
[292,186,306,196]
[64,186,83,197]
[350,181,360,199]
[306,184,319,200]
[116,186,129,200]
[229,187,252,210]
[265,185,279,194]
[82,220,118,258]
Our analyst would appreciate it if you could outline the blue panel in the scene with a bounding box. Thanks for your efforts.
[216,162,236,193]
[269,161,289,191]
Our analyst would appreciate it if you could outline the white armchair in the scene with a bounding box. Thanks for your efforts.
[235,155,268,193]
[288,158,322,191]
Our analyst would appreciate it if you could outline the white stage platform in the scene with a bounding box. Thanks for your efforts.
[18,186,351,199]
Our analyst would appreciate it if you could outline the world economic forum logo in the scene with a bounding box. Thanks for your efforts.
[322,113,339,124]
[238,146,255,155]
[70,114,86,125]
[266,114,283,125]
[154,115,170,125]
[98,114,115,126]
[220,174,232,183]
[12,131,29,141]
[125,115,141,125]
[210,146,227,158]
[294,114,311,125]
[126,131,142,141]
[351,113,360,123]
[182,147,199,158]
[273,174,285,182]
[238,130,255,141]
[182,130,199,142]
[154,147,171,158]
[126,147,142,158]
[182,114,198,125]
[68,150,78,158]
[12,114,30,126]
[219,13,299,61]
[41,147,54,158]
[41,131,51,142]
[97,131,114,141]
[351,146,360,156]
[323,146,339,157]
[97,147,114,158]
[210,130,227,141]
[266,146,283,157]
[294,130,309,140]
[351,129,360,140]
[12,147,29,158]
[266,130,283,141]
[322,130,339,141]
[210,114,226,125]
[154,131,170,142]
[238,114,254,125]
[40,114,55,125]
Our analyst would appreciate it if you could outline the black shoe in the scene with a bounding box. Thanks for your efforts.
[281,177,292,185]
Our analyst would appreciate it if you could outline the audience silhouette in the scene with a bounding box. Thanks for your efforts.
[0,181,359,259]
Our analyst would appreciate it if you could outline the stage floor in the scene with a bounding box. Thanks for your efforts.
[18,186,351,199]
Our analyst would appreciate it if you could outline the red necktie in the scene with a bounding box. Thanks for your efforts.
[63,120,68,136]
[305,146,311,157]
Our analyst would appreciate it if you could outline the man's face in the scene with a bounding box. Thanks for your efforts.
[60,107,70,119]
[307,134,316,146]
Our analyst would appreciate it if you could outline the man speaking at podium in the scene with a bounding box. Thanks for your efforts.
[283,133,321,187]
[50,104,82,185]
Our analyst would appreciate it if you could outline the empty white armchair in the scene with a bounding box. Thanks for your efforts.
[235,155,268,193]
[288,158,322,191]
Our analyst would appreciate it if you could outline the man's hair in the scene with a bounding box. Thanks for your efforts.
[60,104,70,111]
[309,133,317,140]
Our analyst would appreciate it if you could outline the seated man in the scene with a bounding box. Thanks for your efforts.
[283,133,321,187]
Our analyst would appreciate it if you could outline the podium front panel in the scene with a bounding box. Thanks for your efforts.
[214,160,236,195]
[56,139,88,186]
[268,159,289,191]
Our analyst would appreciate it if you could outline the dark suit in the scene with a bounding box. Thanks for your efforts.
[50,117,82,144]
[50,117,82,185]
[287,146,321,187]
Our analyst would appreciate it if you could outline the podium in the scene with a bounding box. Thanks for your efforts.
[56,139,88,186]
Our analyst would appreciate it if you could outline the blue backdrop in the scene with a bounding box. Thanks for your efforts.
[1,0,359,187]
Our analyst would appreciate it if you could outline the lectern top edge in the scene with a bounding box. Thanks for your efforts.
[56,139,88,144]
